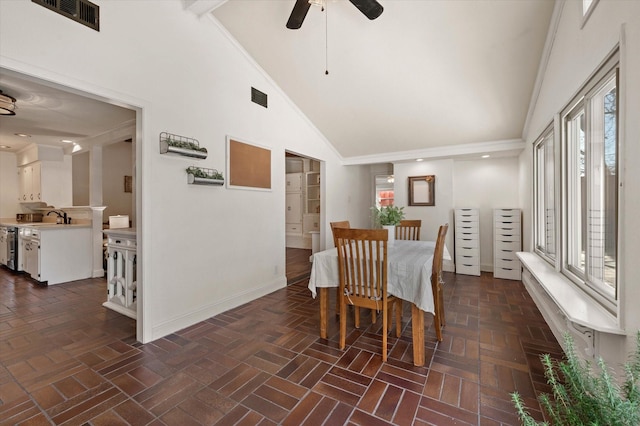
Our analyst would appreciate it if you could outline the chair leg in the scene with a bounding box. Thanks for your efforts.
[382,301,388,362]
[335,287,340,317]
[371,309,377,324]
[395,299,402,337]
[432,283,443,342]
[339,297,347,350]
[355,306,360,329]
[439,289,446,327]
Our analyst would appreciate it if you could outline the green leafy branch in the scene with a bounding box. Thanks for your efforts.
[512,331,640,426]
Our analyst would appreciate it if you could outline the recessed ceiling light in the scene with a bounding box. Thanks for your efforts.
[0,145,11,149]
[482,154,490,158]
[61,139,74,143]
[416,158,424,162]
[15,133,31,138]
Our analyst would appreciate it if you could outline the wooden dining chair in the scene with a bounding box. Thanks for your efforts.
[396,219,422,241]
[334,228,401,361]
[330,221,351,316]
[431,223,449,341]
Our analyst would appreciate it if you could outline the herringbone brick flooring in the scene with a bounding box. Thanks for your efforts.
[0,262,562,425]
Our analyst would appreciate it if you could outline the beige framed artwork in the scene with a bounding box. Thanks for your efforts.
[408,175,435,206]
[124,175,132,193]
[226,136,272,191]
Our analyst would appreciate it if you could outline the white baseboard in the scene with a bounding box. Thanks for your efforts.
[150,276,286,341]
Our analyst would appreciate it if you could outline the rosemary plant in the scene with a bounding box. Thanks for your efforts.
[512,332,640,426]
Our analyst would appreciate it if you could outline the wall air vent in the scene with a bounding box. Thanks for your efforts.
[251,87,268,108]
[32,0,100,31]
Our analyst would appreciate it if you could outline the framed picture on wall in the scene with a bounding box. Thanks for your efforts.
[124,175,132,193]
[409,175,435,206]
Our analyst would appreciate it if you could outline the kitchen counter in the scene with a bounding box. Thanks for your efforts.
[0,220,91,229]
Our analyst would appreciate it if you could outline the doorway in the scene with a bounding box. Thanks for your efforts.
[285,152,320,284]
[0,68,143,341]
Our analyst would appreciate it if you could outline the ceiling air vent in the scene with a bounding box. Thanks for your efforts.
[32,0,100,31]
[251,87,268,108]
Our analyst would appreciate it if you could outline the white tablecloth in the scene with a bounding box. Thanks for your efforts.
[308,240,449,314]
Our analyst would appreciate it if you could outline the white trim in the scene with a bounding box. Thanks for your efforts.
[344,139,525,166]
[518,252,623,335]
[182,0,228,17]
[522,0,565,139]
[580,0,600,29]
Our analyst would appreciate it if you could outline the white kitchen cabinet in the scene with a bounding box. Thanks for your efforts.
[286,161,319,249]
[286,172,303,192]
[18,160,72,207]
[19,162,41,202]
[0,227,7,266]
[103,229,137,319]
[303,213,320,234]
[286,192,303,225]
[24,239,39,278]
[493,208,522,280]
[18,225,92,284]
[455,208,480,276]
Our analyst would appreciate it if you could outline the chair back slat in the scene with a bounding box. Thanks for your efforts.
[335,228,388,305]
[396,219,422,241]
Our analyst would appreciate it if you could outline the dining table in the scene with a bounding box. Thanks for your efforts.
[308,239,450,366]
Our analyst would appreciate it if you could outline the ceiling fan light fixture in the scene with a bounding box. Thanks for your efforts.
[0,90,17,116]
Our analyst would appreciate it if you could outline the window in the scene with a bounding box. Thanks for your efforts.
[562,56,618,302]
[581,0,599,28]
[533,126,556,261]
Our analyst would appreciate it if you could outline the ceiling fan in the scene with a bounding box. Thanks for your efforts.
[286,0,383,30]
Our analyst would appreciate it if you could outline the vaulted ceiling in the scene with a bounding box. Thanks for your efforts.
[0,0,555,162]
[210,0,555,162]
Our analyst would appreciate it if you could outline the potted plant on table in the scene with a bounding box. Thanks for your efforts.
[371,205,405,245]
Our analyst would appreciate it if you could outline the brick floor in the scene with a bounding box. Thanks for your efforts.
[0,265,562,425]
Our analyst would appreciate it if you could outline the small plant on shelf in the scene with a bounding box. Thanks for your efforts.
[165,137,207,153]
[159,132,207,159]
[186,166,224,185]
[511,331,640,426]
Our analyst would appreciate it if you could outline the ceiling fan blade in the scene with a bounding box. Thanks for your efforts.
[348,0,383,20]
[286,0,311,29]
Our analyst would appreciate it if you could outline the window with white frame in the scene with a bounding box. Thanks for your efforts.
[562,54,618,302]
[534,126,555,261]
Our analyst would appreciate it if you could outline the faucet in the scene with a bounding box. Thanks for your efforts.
[47,210,68,224]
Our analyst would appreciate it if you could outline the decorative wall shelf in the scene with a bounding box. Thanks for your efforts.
[186,166,224,186]
[159,132,207,159]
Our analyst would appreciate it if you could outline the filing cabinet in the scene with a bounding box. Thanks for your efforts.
[455,208,480,276]
[493,208,522,280]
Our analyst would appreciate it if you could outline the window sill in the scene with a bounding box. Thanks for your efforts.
[517,252,624,335]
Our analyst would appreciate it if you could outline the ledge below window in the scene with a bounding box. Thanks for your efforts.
[517,252,624,336]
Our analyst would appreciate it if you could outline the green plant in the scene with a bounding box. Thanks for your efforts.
[166,137,207,153]
[371,205,405,226]
[186,167,223,180]
[511,331,640,426]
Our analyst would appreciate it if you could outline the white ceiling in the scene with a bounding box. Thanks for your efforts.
[0,0,554,163]
[0,71,135,154]
[211,0,555,162]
